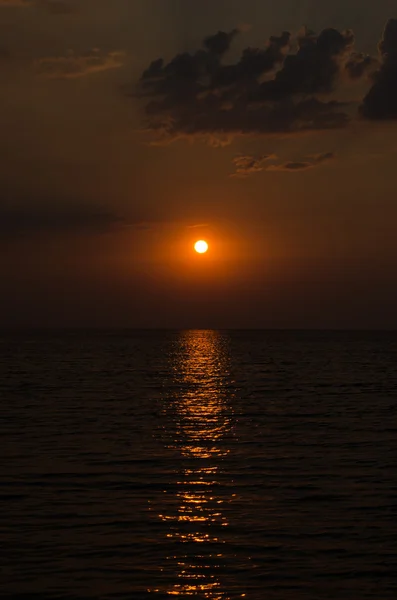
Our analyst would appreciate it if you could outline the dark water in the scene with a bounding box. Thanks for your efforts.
[1,330,397,599]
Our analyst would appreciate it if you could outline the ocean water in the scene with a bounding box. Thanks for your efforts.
[1,329,397,599]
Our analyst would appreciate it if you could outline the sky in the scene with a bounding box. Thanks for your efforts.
[1,0,397,328]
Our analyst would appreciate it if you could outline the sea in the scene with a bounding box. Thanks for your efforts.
[1,329,397,599]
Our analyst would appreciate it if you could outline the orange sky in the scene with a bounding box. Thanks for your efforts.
[1,0,397,328]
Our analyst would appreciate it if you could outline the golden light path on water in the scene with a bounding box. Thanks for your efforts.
[152,330,241,598]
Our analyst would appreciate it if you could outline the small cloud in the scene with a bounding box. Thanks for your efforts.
[267,161,313,172]
[131,223,153,231]
[308,151,335,163]
[231,154,277,177]
[231,151,334,175]
[36,49,125,78]
[266,152,335,172]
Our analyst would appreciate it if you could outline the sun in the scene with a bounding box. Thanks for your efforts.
[194,240,209,254]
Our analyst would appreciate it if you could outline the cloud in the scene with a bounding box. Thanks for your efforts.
[0,205,123,238]
[137,21,397,141]
[310,151,335,163]
[232,151,335,175]
[231,154,277,177]
[361,19,397,119]
[36,49,125,79]
[203,29,239,57]
[268,161,311,171]
[135,25,370,144]
[253,27,354,99]
[345,52,378,80]
[267,152,335,172]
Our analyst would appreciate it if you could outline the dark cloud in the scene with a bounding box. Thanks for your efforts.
[136,26,364,143]
[137,20,397,140]
[361,19,397,120]
[211,31,290,90]
[254,27,354,101]
[203,29,239,56]
[0,205,122,238]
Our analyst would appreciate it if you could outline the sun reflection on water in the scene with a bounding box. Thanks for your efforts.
[154,330,235,598]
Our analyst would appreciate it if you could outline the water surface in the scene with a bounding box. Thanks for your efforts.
[1,330,397,598]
